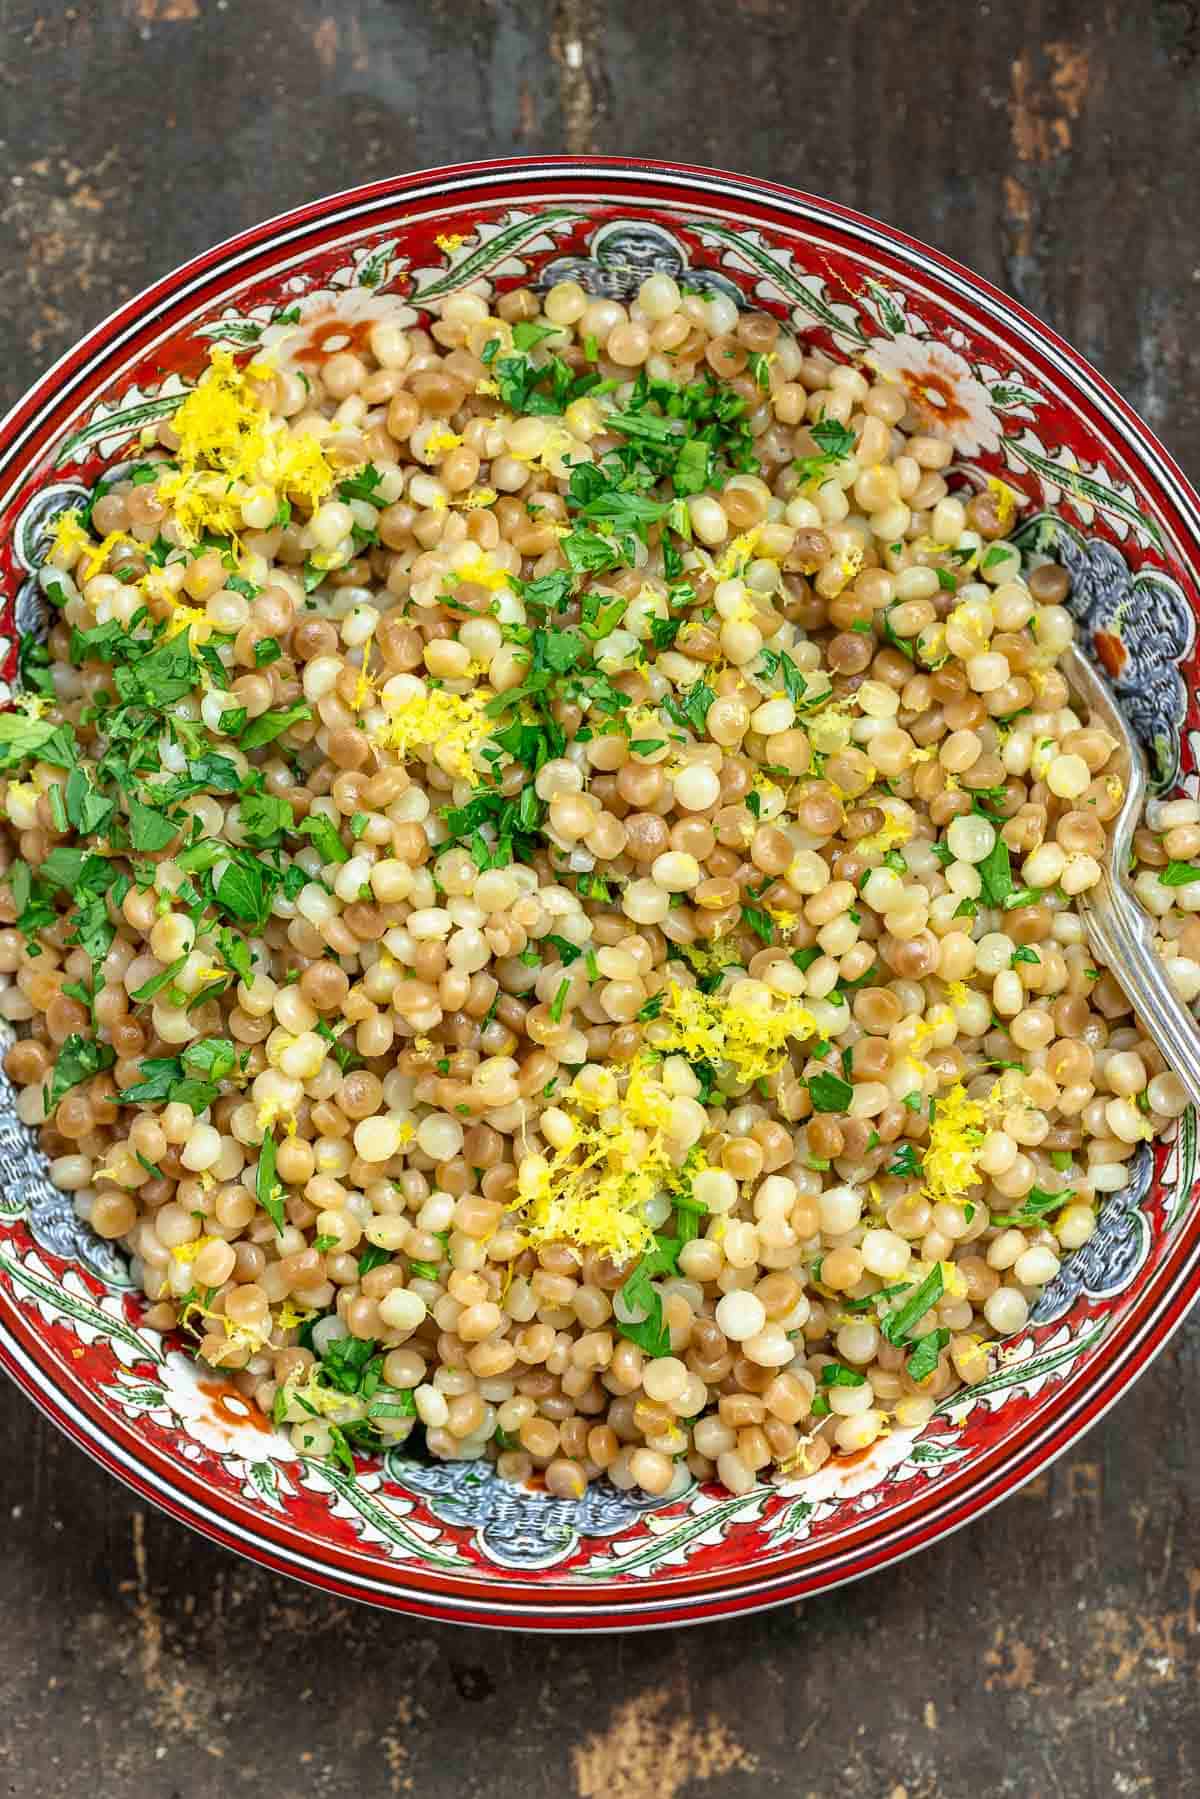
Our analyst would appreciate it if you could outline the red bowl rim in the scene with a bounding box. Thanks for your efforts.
[1,153,1198,1631]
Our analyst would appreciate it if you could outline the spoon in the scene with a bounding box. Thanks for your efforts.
[1059,639,1200,1109]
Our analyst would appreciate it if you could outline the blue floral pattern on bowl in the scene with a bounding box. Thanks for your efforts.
[1014,512,1196,787]
[384,1455,670,1570]
[535,219,745,307]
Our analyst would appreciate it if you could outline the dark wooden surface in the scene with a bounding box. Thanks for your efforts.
[1,4,1198,1794]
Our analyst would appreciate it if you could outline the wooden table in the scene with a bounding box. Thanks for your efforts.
[1,4,1197,1794]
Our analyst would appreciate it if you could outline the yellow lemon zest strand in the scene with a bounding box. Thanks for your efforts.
[353,625,377,713]
[452,485,499,511]
[450,555,508,591]
[920,1083,988,1205]
[80,528,144,582]
[424,428,462,458]
[509,1059,708,1264]
[255,1096,298,1138]
[940,1259,969,1301]
[47,509,93,566]
[179,1294,270,1354]
[833,544,865,592]
[158,593,212,644]
[170,1235,221,1264]
[372,685,495,784]
[856,810,913,856]
[986,476,1022,532]
[657,981,818,1085]
[715,528,761,580]
[276,1299,318,1332]
[157,348,336,545]
[921,1077,1025,1206]
[12,693,52,722]
[277,1362,364,1421]
[680,936,744,980]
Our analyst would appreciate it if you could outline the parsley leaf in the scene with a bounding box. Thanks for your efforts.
[1159,861,1200,887]
[45,1035,115,1113]
[976,832,1013,907]
[810,418,856,459]
[905,1327,950,1383]
[239,704,312,750]
[887,1142,922,1179]
[300,812,350,865]
[819,1362,866,1387]
[614,1236,680,1358]
[881,1265,944,1345]
[991,1186,1075,1228]
[807,1072,854,1112]
[257,1128,285,1234]
[757,645,808,706]
[661,679,714,737]
[127,795,178,852]
[240,791,294,846]
[0,714,77,771]
[741,904,775,944]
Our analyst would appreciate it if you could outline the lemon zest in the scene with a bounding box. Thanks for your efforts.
[372,684,495,783]
[169,1237,220,1266]
[451,555,508,591]
[424,428,463,458]
[857,810,913,856]
[921,1079,1015,1206]
[658,980,818,1085]
[277,1362,364,1422]
[81,528,145,582]
[157,348,336,544]
[179,1294,270,1354]
[47,509,93,566]
[509,1068,707,1263]
[276,1299,318,1332]
[353,625,377,713]
[715,528,761,581]
[940,1259,968,1300]
[255,1097,297,1137]
[987,476,1022,532]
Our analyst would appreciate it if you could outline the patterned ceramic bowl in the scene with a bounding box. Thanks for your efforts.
[1,157,1198,1631]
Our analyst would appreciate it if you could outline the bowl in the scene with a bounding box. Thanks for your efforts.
[1,156,1198,1631]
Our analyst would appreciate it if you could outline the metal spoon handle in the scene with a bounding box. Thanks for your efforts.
[1080,874,1200,1111]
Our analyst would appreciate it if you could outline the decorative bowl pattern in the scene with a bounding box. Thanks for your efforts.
[1,158,1199,1631]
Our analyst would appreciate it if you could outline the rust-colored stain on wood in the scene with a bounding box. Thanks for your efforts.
[133,0,201,21]
[1010,41,1091,163]
[572,1690,756,1799]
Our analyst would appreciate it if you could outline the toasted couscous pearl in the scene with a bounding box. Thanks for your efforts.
[984,1289,1030,1334]
[715,1291,767,1341]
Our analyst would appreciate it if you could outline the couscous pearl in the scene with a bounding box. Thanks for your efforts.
[378,1288,427,1332]
[715,1292,767,1341]
[984,1289,1029,1334]
[354,1117,402,1162]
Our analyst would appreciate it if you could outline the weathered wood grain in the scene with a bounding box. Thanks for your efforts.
[1,3,1198,1795]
